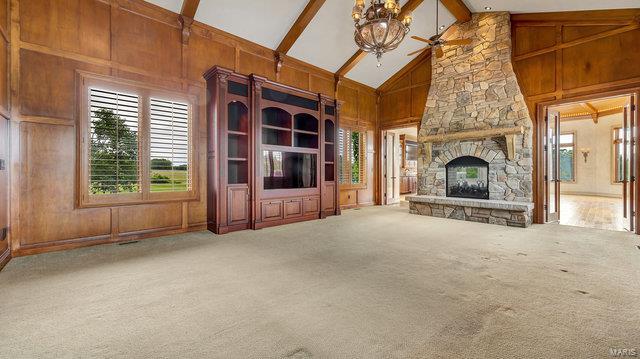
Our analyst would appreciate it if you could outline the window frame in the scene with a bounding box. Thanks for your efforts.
[338,126,367,190]
[558,131,576,183]
[78,72,198,208]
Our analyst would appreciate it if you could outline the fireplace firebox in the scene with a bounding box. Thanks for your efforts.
[446,156,489,199]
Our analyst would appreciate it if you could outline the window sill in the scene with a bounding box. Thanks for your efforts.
[78,192,199,209]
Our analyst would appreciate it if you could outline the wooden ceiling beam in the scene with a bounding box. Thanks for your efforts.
[336,0,424,77]
[580,102,599,123]
[276,0,327,55]
[180,0,200,19]
[439,0,472,23]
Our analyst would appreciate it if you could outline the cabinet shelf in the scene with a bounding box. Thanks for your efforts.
[228,157,247,162]
[262,124,291,132]
[228,130,248,136]
[293,129,318,135]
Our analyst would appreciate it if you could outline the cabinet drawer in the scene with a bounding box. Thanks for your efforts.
[302,196,320,214]
[284,198,303,218]
[261,200,283,222]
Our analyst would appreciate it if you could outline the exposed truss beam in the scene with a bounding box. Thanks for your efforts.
[440,0,472,23]
[336,0,424,77]
[580,102,599,123]
[180,0,200,19]
[276,0,327,54]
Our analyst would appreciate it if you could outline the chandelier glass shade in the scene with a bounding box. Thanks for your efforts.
[352,0,412,67]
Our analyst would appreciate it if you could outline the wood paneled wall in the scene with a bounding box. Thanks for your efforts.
[7,0,377,257]
[378,51,431,129]
[511,9,640,222]
[0,0,10,269]
[336,77,379,208]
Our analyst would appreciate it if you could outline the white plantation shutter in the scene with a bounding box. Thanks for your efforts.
[337,127,366,187]
[89,88,140,194]
[149,98,191,192]
[338,128,348,184]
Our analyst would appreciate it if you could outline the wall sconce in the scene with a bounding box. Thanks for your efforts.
[580,148,590,163]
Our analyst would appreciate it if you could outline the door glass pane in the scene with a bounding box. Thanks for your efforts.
[548,122,557,215]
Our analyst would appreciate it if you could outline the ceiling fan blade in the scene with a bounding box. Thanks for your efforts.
[411,35,434,45]
[444,38,472,46]
[435,46,444,58]
[407,47,428,56]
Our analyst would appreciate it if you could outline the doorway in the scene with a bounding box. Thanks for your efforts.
[382,126,418,206]
[382,126,418,205]
[542,92,638,232]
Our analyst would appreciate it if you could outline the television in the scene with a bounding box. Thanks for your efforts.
[263,150,317,189]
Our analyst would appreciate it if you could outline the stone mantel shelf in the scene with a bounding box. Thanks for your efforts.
[407,195,534,212]
[423,126,524,162]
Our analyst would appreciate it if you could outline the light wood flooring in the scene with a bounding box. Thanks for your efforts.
[559,194,627,231]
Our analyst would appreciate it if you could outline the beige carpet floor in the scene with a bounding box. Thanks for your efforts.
[1,206,640,358]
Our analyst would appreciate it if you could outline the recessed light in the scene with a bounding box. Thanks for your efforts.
[439,25,446,30]
[484,6,492,10]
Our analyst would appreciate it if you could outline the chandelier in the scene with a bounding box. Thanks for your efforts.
[352,0,413,67]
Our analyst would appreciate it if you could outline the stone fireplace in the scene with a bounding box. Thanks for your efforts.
[408,12,534,227]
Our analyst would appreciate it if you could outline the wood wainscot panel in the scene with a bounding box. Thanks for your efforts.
[562,29,640,91]
[562,25,622,43]
[186,34,235,83]
[309,74,334,98]
[118,203,183,236]
[19,49,108,119]
[19,0,111,60]
[513,26,556,56]
[238,50,275,80]
[0,39,8,114]
[411,87,427,118]
[514,52,556,96]
[19,122,112,246]
[279,64,310,91]
[340,189,357,207]
[336,83,359,119]
[112,7,182,79]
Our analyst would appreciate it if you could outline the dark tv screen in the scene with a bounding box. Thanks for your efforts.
[263,151,317,190]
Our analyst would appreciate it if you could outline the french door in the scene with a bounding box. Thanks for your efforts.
[622,95,637,232]
[545,110,560,222]
[384,132,399,204]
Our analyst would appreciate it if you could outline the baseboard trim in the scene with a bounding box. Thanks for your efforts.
[12,224,208,257]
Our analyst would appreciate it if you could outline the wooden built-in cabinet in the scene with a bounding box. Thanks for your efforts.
[205,66,339,234]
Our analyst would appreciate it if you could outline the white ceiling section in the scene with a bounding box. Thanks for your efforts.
[146,0,182,13]
[287,0,359,73]
[194,0,308,50]
[347,0,456,88]
[464,0,640,13]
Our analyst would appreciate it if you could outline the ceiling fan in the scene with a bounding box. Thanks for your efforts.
[407,0,472,58]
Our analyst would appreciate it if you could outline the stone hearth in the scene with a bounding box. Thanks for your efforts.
[410,12,534,227]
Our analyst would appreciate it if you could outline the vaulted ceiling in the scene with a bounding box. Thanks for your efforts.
[146,0,640,88]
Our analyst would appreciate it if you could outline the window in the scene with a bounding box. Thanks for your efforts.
[338,128,367,187]
[150,98,191,192]
[80,74,196,207]
[559,133,575,182]
[89,89,140,195]
[613,127,630,183]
